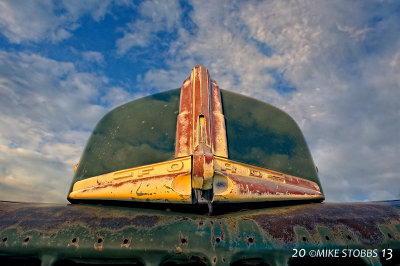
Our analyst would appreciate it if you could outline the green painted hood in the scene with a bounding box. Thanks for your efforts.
[68,89,322,200]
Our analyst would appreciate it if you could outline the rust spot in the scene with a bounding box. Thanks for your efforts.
[132,215,159,227]
[176,246,183,254]
[1,236,8,247]
[0,205,66,231]
[229,175,320,197]
[210,220,215,250]
[82,173,182,192]
[22,235,31,246]
[99,215,158,229]
[100,217,132,229]
[179,233,188,245]
[247,236,255,247]
[121,237,131,248]
[0,203,118,232]
[253,202,400,244]
[219,221,225,241]
[94,233,104,251]
[68,237,79,250]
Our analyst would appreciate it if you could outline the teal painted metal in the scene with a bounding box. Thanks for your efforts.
[1,201,399,265]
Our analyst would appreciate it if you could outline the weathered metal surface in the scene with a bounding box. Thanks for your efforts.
[213,157,322,202]
[175,66,228,159]
[176,66,224,197]
[70,157,192,203]
[68,88,322,200]
[69,66,323,207]
[1,201,399,265]
[176,66,218,205]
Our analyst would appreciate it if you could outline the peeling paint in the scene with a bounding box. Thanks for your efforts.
[0,201,399,265]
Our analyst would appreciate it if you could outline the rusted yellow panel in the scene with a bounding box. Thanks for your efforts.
[215,157,319,188]
[69,157,192,203]
[212,173,233,195]
[213,156,324,202]
[191,173,203,189]
[214,156,287,182]
[213,175,324,202]
[202,158,214,190]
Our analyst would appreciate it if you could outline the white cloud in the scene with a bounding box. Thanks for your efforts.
[0,51,133,203]
[130,1,286,101]
[61,0,111,22]
[0,0,110,43]
[0,144,71,203]
[101,86,145,109]
[135,68,187,92]
[82,51,105,65]
[236,0,400,201]
[121,0,400,202]
[116,0,182,54]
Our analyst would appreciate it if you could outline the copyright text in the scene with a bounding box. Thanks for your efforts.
[292,248,393,260]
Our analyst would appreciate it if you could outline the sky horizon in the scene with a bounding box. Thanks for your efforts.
[0,0,399,203]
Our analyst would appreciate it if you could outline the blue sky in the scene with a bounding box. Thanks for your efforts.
[0,0,399,203]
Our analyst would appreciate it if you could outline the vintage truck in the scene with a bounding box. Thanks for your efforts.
[0,66,399,265]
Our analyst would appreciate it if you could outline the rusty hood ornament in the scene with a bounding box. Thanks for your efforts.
[68,66,323,212]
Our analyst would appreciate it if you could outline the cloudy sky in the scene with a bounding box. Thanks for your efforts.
[0,0,399,204]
